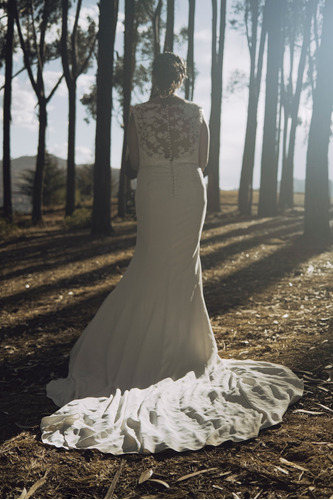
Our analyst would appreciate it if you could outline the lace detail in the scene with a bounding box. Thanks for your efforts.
[133,100,203,164]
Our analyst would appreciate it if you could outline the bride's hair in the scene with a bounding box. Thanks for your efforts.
[152,52,187,98]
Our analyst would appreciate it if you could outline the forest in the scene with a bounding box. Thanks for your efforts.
[1,0,333,499]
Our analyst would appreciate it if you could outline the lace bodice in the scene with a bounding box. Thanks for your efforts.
[132,99,203,168]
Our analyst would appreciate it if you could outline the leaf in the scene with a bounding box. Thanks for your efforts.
[275,466,289,475]
[279,458,309,472]
[18,474,47,499]
[138,469,154,485]
[293,409,324,415]
[175,467,219,483]
[105,460,124,499]
[315,403,333,413]
[147,478,170,488]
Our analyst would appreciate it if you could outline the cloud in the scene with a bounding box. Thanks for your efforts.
[46,143,93,165]
[75,145,94,164]
[77,73,96,98]
[11,77,38,130]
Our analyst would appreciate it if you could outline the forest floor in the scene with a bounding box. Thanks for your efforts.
[0,192,333,499]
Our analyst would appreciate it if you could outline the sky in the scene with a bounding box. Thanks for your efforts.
[0,0,332,190]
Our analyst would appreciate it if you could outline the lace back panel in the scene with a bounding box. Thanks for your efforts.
[133,100,203,167]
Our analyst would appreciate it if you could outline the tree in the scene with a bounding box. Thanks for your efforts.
[13,0,63,224]
[61,0,97,216]
[91,0,119,235]
[258,0,284,217]
[185,0,195,101]
[118,0,136,218]
[19,153,65,206]
[304,0,333,241]
[206,0,226,213]
[237,0,267,215]
[2,0,15,221]
[279,0,316,210]
[163,0,174,52]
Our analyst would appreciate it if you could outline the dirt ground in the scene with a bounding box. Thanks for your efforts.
[0,193,333,499]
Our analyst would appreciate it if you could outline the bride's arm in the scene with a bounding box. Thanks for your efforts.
[198,117,210,171]
[127,112,140,171]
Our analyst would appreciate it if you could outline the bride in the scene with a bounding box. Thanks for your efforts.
[41,52,303,454]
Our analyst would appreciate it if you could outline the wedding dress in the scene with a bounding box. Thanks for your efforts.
[41,99,303,454]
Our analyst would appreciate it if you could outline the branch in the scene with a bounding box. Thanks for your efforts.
[13,0,39,97]
[78,33,97,76]
[61,0,73,84]
[46,73,64,103]
[71,0,82,76]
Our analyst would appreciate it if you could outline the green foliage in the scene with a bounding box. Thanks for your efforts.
[76,164,94,200]
[80,83,97,122]
[63,207,92,229]
[18,153,66,206]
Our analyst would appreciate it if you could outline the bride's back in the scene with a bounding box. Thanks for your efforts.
[132,97,203,169]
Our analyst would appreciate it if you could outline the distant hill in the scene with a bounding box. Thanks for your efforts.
[0,155,120,213]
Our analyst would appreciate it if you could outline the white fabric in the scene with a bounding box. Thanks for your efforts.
[41,99,303,454]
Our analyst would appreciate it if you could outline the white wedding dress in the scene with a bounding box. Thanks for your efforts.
[41,99,303,454]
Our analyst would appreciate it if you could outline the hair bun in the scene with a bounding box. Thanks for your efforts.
[152,52,187,98]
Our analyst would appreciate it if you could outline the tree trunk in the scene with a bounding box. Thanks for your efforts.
[65,82,76,215]
[207,0,226,213]
[92,0,118,235]
[2,0,14,221]
[164,0,174,52]
[185,0,195,101]
[118,0,135,218]
[238,0,267,215]
[32,99,47,224]
[258,0,284,217]
[279,0,315,210]
[304,0,333,241]
[152,0,163,58]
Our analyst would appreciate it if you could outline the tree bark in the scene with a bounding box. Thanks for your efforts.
[258,0,284,217]
[2,0,14,221]
[207,0,226,213]
[279,0,315,210]
[164,0,174,52]
[118,0,135,218]
[92,0,118,235]
[304,0,333,241]
[152,0,163,58]
[185,0,195,101]
[32,98,47,224]
[238,0,267,215]
[66,82,77,215]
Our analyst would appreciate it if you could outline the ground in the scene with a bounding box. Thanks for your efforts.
[0,192,333,499]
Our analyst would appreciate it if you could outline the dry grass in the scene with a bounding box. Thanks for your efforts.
[0,192,333,499]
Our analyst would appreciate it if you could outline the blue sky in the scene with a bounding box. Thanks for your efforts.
[0,0,332,189]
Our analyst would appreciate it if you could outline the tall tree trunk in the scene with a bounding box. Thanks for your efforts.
[32,99,47,224]
[238,0,267,215]
[61,0,96,216]
[92,0,118,235]
[152,0,163,58]
[207,0,226,213]
[304,0,333,241]
[118,0,135,218]
[2,0,14,221]
[185,0,195,101]
[164,0,174,52]
[66,82,76,215]
[279,0,315,210]
[258,0,284,217]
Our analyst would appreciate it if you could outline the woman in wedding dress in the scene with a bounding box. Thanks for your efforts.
[41,52,303,454]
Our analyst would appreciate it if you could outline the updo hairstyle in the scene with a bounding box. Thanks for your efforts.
[152,52,187,98]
